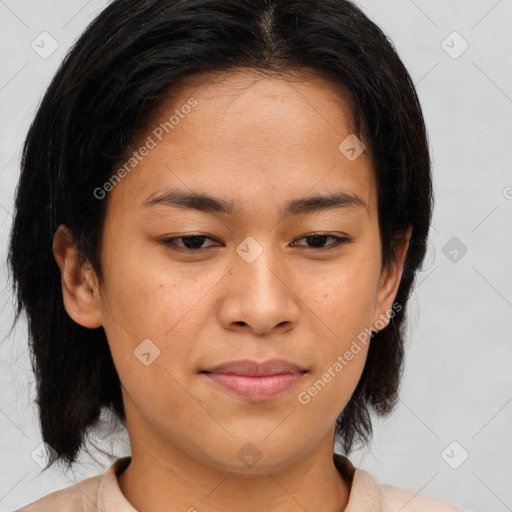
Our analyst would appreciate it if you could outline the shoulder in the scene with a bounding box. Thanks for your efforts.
[15,456,132,512]
[334,454,465,512]
[380,481,465,511]
[14,473,102,512]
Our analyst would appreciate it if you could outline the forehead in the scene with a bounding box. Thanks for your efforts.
[175,67,349,107]
[105,68,376,219]
[154,67,358,140]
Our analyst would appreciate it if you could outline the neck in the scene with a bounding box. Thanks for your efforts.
[117,444,351,512]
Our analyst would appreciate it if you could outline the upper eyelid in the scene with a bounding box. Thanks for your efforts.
[163,232,347,241]
[161,233,351,249]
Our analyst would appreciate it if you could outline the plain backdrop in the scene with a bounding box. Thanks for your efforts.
[1,1,511,511]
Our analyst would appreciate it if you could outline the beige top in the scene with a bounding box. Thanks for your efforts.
[16,454,465,511]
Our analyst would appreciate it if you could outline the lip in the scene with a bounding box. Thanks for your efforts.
[203,358,307,376]
[201,359,307,401]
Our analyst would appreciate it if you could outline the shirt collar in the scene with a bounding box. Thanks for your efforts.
[334,453,382,511]
[98,454,382,512]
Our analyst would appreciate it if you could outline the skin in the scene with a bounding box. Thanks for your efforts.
[53,68,411,512]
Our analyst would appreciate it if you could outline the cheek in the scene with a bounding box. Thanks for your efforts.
[296,253,379,405]
[99,243,233,401]
[303,260,380,337]
[100,234,202,333]
[294,298,370,427]
[295,275,372,419]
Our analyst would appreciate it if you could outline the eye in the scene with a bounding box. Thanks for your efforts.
[291,234,353,250]
[159,233,353,254]
[159,234,218,253]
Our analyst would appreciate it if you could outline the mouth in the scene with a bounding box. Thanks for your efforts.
[202,358,307,376]
[201,358,307,401]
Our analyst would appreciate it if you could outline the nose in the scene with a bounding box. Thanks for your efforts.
[217,243,300,335]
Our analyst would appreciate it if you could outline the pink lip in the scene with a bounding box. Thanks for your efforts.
[202,358,307,401]
[204,372,304,401]
[204,358,306,376]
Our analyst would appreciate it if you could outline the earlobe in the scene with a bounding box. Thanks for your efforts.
[372,226,412,330]
[52,224,103,329]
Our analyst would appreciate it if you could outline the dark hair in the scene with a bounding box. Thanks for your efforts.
[7,0,432,471]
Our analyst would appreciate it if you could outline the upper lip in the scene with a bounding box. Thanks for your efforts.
[203,358,307,376]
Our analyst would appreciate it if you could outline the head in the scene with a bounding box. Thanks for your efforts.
[7,0,432,472]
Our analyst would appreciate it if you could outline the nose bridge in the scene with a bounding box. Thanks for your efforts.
[214,223,305,334]
[226,233,300,333]
[234,234,287,296]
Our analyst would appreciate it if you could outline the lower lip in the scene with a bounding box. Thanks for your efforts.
[203,372,305,401]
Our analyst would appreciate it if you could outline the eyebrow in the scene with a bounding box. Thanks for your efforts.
[142,188,368,218]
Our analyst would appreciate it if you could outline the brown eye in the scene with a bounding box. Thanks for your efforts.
[292,234,353,250]
[159,234,219,253]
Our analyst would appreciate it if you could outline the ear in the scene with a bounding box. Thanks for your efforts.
[371,226,412,331]
[52,224,103,329]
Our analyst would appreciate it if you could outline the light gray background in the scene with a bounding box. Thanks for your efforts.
[1,1,511,511]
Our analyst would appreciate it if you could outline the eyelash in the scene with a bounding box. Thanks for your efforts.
[158,233,353,254]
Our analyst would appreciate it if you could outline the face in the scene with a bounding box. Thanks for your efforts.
[56,68,408,474]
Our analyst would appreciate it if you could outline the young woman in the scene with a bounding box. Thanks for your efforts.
[8,0,464,510]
